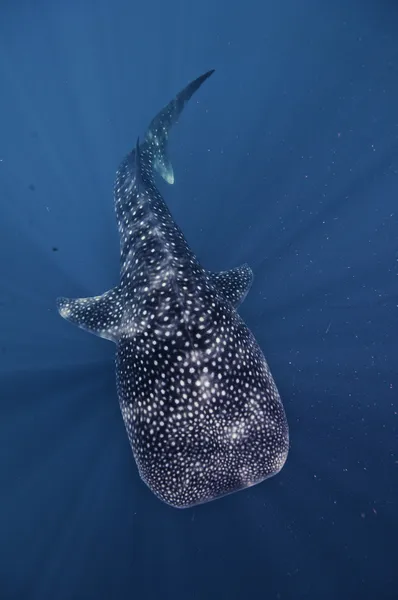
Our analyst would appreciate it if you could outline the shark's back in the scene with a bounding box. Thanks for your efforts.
[57,70,289,508]
[117,285,288,508]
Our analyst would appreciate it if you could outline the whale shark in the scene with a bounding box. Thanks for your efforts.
[57,70,289,508]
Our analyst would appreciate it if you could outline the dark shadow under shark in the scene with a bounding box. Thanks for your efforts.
[57,70,289,508]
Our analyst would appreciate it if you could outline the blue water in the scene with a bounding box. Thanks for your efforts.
[1,1,397,599]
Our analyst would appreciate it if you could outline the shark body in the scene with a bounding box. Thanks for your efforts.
[57,71,289,508]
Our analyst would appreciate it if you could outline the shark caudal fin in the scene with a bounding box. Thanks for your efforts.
[144,69,215,184]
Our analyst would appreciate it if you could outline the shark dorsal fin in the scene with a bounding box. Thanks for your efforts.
[134,136,145,188]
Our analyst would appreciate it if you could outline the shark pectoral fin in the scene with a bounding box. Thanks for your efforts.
[56,286,123,342]
[209,264,254,308]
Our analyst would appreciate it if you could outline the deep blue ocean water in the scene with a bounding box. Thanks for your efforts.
[0,1,397,599]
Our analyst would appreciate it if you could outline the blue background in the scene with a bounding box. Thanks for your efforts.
[0,0,397,599]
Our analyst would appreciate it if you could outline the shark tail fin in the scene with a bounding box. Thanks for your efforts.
[144,69,215,184]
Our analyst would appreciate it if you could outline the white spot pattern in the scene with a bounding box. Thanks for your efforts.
[57,71,289,508]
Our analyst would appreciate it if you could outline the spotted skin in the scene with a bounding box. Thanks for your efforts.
[57,71,289,508]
